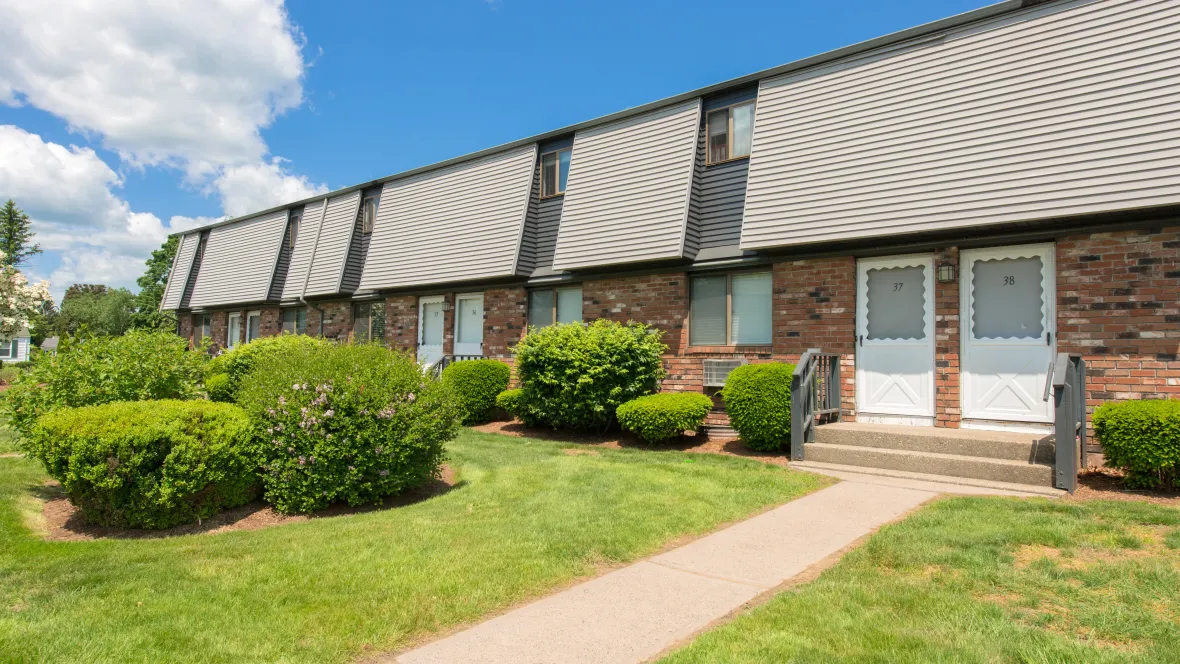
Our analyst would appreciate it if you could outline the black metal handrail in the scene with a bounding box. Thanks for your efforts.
[790,348,842,460]
[1047,352,1087,493]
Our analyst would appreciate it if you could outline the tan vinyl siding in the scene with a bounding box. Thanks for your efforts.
[281,199,326,300]
[740,0,1180,249]
[188,211,288,308]
[302,191,361,296]
[552,100,701,270]
[358,145,536,290]
[160,232,199,310]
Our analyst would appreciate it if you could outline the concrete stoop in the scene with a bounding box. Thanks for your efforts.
[803,422,1057,489]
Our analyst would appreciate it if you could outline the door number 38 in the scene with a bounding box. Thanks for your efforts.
[1003,276,1015,286]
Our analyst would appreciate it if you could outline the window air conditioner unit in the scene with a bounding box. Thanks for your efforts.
[703,359,745,387]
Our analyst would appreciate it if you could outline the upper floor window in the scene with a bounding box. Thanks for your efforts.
[361,197,378,234]
[286,215,300,251]
[540,148,572,198]
[689,271,771,346]
[706,101,755,165]
[281,308,306,336]
[528,286,582,327]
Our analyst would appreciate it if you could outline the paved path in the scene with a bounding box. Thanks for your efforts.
[393,471,1042,664]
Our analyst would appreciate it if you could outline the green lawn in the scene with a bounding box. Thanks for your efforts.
[660,497,1180,663]
[0,429,825,663]
[0,426,18,455]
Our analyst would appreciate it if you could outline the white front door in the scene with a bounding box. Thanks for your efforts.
[418,296,445,365]
[227,313,241,350]
[856,255,936,422]
[453,293,484,357]
[961,244,1055,424]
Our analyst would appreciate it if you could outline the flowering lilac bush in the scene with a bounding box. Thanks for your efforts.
[237,343,458,514]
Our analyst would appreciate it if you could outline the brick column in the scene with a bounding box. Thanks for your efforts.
[934,247,961,428]
[484,287,528,361]
[386,295,418,353]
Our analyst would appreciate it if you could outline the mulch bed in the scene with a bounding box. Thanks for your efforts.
[36,465,458,542]
[1068,468,1180,507]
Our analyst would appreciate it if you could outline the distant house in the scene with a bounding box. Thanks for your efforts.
[1,328,32,363]
[39,336,59,354]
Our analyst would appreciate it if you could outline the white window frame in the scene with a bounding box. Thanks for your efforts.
[227,312,242,349]
[705,100,756,165]
[0,339,13,359]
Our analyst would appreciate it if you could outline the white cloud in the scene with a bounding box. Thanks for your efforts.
[213,158,329,218]
[0,0,306,176]
[0,125,191,300]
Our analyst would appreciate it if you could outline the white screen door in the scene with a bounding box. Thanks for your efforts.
[418,296,445,365]
[454,293,484,357]
[856,255,935,421]
[227,313,241,350]
[961,244,1055,423]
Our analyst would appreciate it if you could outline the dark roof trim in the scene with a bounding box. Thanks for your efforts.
[172,0,1022,238]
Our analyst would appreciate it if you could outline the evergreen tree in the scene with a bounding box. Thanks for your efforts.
[0,200,42,267]
[131,236,179,331]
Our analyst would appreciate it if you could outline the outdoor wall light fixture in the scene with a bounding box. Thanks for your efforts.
[937,262,958,284]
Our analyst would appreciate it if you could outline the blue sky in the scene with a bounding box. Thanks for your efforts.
[0,0,992,301]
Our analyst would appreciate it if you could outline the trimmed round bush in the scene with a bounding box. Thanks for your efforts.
[211,334,329,404]
[1094,399,1180,489]
[237,343,459,514]
[496,388,528,422]
[442,359,511,425]
[512,320,666,433]
[721,363,796,452]
[26,400,257,529]
[4,330,205,436]
[616,392,714,443]
[206,372,233,402]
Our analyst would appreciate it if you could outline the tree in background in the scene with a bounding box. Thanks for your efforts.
[27,300,58,347]
[131,236,178,331]
[56,286,136,337]
[0,200,42,268]
[0,251,51,338]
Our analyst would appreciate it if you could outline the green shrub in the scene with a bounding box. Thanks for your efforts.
[4,331,205,436]
[721,363,796,452]
[511,320,666,433]
[616,392,714,443]
[213,335,328,404]
[496,388,529,422]
[11,360,33,370]
[26,400,257,529]
[206,372,234,402]
[237,343,458,514]
[1094,399,1180,490]
[0,366,20,385]
[442,359,511,425]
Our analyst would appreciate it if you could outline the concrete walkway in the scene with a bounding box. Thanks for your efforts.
[393,472,1043,664]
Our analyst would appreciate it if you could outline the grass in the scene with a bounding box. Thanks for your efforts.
[0,426,18,456]
[0,429,826,663]
[659,497,1180,663]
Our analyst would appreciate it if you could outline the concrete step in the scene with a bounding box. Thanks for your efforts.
[803,442,1055,487]
[814,422,1055,463]
[790,460,1064,497]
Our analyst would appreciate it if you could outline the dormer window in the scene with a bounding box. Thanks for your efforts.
[361,197,378,234]
[706,101,755,164]
[286,214,300,250]
[540,148,571,198]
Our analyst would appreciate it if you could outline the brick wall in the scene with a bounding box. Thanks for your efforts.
[1057,227,1180,416]
[308,301,353,341]
[772,257,857,418]
[211,311,228,348]
[934,247,961,428]
[259,307,282,338]
[178,314,194,345]
[385,295,417,353]
[484,287,527,360]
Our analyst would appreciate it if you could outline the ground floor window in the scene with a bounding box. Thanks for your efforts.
[193,314,212,343]
[528,286,582,328]
[0,339,13,359]
[227,313,241,349]
[689,271,772,346]
[353,301,386,343]
[281,308,307,335]
[246,311,261,343]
